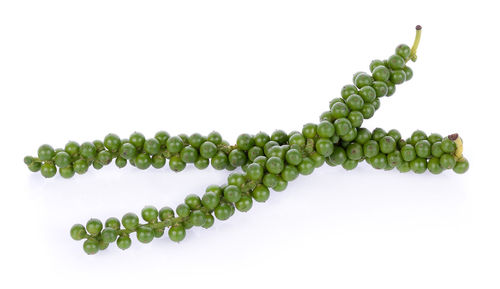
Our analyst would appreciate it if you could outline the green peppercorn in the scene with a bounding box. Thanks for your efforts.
[141,206,159,222]
[427,157,443,174]
[41,162,57,178]
[86,218,102,236]
[252,184,270,202]
[70,224,87,240]
[168,225,186,242]
[83,239,99,255]
[224,185,242,203]
[189,210,207,226]
[134,153,152,169]
[122,213,139,230]
[235,195,253,212]
[440,153,456,169]
[410,158,427,174]
[214,203,232,220]
[453,158,469,174]
[401,144,417,162]
[169,156,186,172]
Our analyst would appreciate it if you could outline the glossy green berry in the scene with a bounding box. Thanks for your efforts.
[168,225,186,242]
[96,150,112,165]
[73,159,89,174]
[285,149,302,166]
[152,154,166,168]
[65,141,80,157]
[331,102,350,119]
[354,73,373,88]
[317,121,335,138]
[341,84,358,100]
[79,142,97,159]
[54,151,71,168]
[372,66,390,82]
[115,157,127,168]
[363,140,379,158]
[202,191,220,211]
[401,144,416,162]
[431,142,444,158]
[390,70,406,84]
[334,118,352,136]
[59,166,75,178]
[440,153,456,169]
[271,130,288,144]
[105,217,121,230]
[281,165,299,181]
[159,206,175,221]
[315,138,334,157]
[176,204,191,218]
[129,132,145,149]
[387,129,401,142]
[117,235,132,250]
[361,104,375,119]
[190,210,207,226]
[143,138,160,155]
[187,133,205,148]
[228,172,246,187]
[453,158,469,174]
[228,149,247,167]
[395,44,411,59]
[134,226,153,243]
[372,81,388,97]
[328,146,347,165]
[387,151,403,168]
[38,144,55,161]
[169,156,186,172]
[101,228,118,243]
[410,130,427,145]
[379,136,396,154]
[342,159,358,170]
[428,157,443,174]
[41,162,57,178]
[370,153,387,169]
[119,143,136,160]
[388,54,405,70]
[141,206,159,222]
[397,162,411,173]
[441,138,456,153]
[252,184,270,202]
[403,66,413,81]
[83,239,99,255]
[180,146,198,163]
[70,224,87,240]
[135,153,152,169]
[211,151,228,170]
[86,218,103,236]
[386,81,396,96]
[153,131,170,146]
[224,185,241,203]
[122,213,139,230]
[410,158,427,174]
[415,140,431,158]
[236,134,254,151]
[358,86,377,103]
[166,136,184,153]
[202,214,215,229]
[235,195,253,212]
[103,133,121,152]
[266,156,284,174]
[346,94,364,111]
[346,143,363,160]
[369,59,384,72]
[302,123,317,139]
[214,203,232,220]
[184,194,202,210]
[246,163,264,181]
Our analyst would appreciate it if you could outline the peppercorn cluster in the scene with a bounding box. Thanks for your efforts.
[24,28,469,254]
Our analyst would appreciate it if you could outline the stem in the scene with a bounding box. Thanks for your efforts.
[409,25,422,62]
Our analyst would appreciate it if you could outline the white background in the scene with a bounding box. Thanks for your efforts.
[0,1,498,288]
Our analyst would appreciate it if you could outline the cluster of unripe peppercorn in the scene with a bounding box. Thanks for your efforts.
[25,26,469,254]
